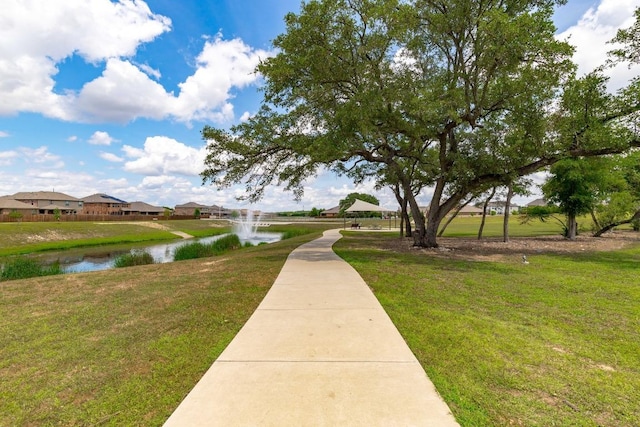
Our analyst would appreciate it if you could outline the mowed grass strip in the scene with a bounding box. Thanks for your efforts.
[334,233,640,426]
[0,227,330,426]
[0,222,179,256]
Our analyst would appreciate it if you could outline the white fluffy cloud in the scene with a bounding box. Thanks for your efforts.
[122,136,208,176]
[73,36,270,124]
[89,131,118,146]
[0,150,19,166]
[19,146,64,168]
[0,1,270,125]
[100,152,124,162]
[558,0,640,90]
[0,0,171,120]
[168,36,270,123]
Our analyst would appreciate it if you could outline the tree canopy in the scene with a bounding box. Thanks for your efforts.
[202,0,640,247]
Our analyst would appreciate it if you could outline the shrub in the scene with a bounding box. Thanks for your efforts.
[173,234,243,261]
[210,234,242,252]
[1,257,63,281]
[113,251,155,268]
[173,242,211,261]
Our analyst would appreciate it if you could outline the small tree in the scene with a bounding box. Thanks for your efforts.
[53,208,61,221]
[542,158,610,239]
[9,210,23,222]
[194,208,201,219]
[308,207,323,217]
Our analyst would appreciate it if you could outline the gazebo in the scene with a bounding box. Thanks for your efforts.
[344,199,396,229]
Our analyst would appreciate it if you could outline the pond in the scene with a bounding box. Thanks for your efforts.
[31,231,282,274]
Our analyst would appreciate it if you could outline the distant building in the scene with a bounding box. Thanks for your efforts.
[122,201,165,216]
[11,191,82,214]
[527,198,547,207]
[81,193,130,215]
[0,196,36,216]
[320,206,341,218]
[174,202,229,218]
[484,200,520,215]
[456,205,484,216]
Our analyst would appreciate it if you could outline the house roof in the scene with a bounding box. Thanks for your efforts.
[81,193,128,204]
[346,199,394,212]
[458,205,483,214]
[122,201,164,212]
[486,200,520,208]
[175,202,209,209]
[40,204,75,211]
[11,191,79,201]
[323,206,341,214]
[0,197,34,209]
[527,198,547,207]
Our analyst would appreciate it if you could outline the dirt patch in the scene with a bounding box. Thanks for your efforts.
[382,231,640,262]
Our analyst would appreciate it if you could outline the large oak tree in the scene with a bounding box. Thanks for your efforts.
[201,0,638,247]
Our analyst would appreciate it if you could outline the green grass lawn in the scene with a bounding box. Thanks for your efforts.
[439,214,565,237]
[2,218,639,426]
[334,232,640,426]
[0,225,331,426]
[0,220,231,256]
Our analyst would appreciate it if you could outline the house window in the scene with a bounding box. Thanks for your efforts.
[65,201,70,206]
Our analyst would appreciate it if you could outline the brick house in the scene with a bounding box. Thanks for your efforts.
[11,191,82,214]
[122,201,165,216]
[174,202,229,218]
[81,193,130,215]
[0,196,37,216]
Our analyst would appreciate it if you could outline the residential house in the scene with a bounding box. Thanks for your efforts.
[174,202,229,218]
[320,205,341,218]
[0,196,37,216]
[527,198,547,207]
[485,200,521,215]
[81,193,130,215]
[11,191,82,214]
[122,201,165,216]
[456,205,484,216]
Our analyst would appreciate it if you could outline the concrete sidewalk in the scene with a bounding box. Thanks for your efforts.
[164,229,459,426]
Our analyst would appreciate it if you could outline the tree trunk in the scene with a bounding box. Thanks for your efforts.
[478,187,496,240]
[403,207,412,237]
[593,209,640,237]
[392,182,412,238]
[418,178,464,248]
[392,183,404,237]
[402,185,412,237]
[438,196,474,237]
[567,213,578,240]
[503,184,513,243]
[590,209,601,230]
[407,192,428,246]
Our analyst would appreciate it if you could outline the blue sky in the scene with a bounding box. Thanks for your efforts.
[1,0,639,212]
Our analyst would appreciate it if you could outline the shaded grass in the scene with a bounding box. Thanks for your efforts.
[0,229,329,426]
[333,233,640,426]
